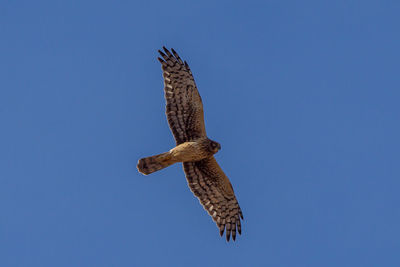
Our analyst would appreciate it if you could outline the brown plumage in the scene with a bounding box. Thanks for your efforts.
[137,47,243,241]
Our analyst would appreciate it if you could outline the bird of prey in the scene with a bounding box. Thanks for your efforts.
[137,47,243,241]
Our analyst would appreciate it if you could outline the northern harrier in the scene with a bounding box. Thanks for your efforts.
[137,47,243,241]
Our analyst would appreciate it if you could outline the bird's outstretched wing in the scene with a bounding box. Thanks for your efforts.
[183,157,243,241]
[158,47,207,145]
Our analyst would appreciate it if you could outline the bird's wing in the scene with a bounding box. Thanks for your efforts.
[183,157,243,241]
[158,47,207,145]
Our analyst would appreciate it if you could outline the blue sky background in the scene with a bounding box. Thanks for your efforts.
[1,1,399,266]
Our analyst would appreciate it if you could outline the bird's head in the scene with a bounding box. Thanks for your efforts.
[209,140,221,154]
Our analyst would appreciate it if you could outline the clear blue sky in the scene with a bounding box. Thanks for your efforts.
[1,1,399,266]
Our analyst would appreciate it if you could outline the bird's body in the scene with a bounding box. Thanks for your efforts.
[138,138,219,174]
[169,138,220,162]
[137,47,243,241]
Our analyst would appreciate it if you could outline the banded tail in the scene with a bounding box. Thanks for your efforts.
[137,151,174,175]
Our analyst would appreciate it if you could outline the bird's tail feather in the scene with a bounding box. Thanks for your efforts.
[137,151,173,175]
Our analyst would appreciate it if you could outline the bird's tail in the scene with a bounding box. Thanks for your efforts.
[137,151,174,175]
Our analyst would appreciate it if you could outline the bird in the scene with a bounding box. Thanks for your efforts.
[137,47,243,241]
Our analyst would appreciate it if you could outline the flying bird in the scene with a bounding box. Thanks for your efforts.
[137,47,243,241]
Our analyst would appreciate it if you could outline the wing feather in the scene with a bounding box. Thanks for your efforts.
[158,47,206,144]
[183,157,243,241]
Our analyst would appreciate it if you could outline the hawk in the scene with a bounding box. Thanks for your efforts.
[137,47,243,241]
